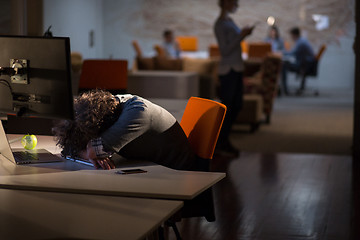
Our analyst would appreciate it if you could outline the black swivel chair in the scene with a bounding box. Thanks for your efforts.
[297,44,327,96]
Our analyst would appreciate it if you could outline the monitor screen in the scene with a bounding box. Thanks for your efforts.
[0,35,74,120]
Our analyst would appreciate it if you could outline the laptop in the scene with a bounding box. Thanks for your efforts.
[0,121,63,165]
[62,155,94,167]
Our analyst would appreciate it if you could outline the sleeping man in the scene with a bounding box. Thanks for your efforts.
[53,90,198,171]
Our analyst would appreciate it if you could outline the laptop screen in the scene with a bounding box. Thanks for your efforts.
[0,121,16,164]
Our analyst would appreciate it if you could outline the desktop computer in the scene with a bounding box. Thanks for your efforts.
[0,35,74,164]
[0,35,74,119]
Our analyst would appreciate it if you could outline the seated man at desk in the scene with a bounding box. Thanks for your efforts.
[281,27,316,95]
[162,29,181,59]
[53,90,197,171]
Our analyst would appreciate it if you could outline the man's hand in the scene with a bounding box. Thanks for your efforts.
[80,142,115,170]
[89,157,115,170]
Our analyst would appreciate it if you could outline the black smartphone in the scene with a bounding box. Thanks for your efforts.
[116,169,147,174]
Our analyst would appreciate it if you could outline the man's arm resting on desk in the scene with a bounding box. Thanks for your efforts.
[79,141,115,170]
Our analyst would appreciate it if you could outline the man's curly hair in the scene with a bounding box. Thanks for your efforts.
[52,90,122,157]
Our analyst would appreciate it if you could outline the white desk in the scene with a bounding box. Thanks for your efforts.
[1,135,226,200]
[0,165,225,200]
[0,188,182,240]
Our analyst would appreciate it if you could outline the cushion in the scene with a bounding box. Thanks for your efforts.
[153,57,183,71]
[244,71,262,86]
[182,58,215,78]
[136,57,155,70]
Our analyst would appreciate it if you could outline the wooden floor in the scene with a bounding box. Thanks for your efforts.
[168,152,353,240]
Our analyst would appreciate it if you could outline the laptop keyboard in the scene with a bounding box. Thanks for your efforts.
[13,151,39,163]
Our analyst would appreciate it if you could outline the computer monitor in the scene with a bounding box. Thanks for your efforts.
[0,35,74,120]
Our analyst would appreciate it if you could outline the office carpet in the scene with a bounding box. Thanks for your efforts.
[231,89,354,156]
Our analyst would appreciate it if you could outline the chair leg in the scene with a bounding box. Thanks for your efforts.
[298,75,307,93]
[158,226,165,240]
[298,75,320,96]
[165,220,182,240]
[265,114,271,124]
[250,122,260,133]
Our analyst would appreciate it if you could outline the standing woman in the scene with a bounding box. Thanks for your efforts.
[214,0,253,155]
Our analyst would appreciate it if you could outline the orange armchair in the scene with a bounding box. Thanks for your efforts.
[153,44,167,58]
[131,40,142,57]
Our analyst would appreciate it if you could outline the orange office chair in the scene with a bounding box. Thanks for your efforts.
[178,97,226,225]
[315,44,327,61]
[78,60,128,95]
[180,97,226,160]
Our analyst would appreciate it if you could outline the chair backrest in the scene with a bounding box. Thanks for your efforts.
[241,41,248,54]
[153,44,167,58]
[209,42,249,57]
[70,52,83,73]
[284,41,292,51]
[132,40,142,57]
[79,60,128,92]
[247,42,272,59]
[71,51,82,63]
[176,36,198,51]
[315,44,326,61]
[208,44,220,58]
[180,97,226,160]
[302,45,326,77]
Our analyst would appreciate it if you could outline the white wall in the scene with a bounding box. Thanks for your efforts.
[102,0,159,64]
[43,0,103,59]
[317,31,355,90]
